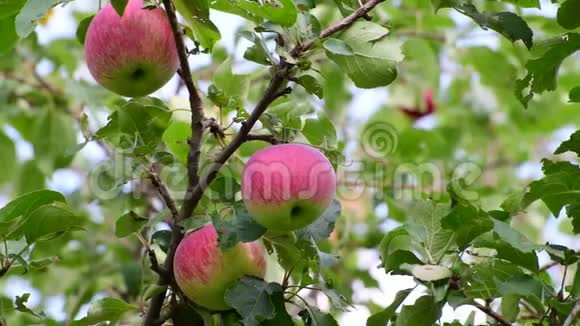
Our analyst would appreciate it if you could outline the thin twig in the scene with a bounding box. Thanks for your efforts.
[148,168,179,219]
[539,261,559,272]
[563,300,580,326]
[245,134,283,145]
[472,301,513,326]
[202,117,225,138]
[291,0,386,57]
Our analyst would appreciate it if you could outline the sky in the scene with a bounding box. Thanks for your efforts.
[3,0,576,325]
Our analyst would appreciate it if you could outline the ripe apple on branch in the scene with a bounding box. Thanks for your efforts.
[84,0,179,97]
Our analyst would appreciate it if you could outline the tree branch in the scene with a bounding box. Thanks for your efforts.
[144,0,205,324]
[291,0,386,57]
[472,301,513,326]
[202,117,225,138]
[539,261,559,272]
[245,134,283,145]
[162,0,205,208]
[144,0,385,323]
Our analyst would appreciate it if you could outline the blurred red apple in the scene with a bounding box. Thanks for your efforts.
[400,89,435,121]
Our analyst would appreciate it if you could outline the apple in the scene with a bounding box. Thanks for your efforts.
[241,143,336,231]
[84,0,179,97]
[173,225,266,311]
[400,89,435,121]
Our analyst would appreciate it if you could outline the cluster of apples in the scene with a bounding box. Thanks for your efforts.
[84,1,337,310]
[174,144,337,309]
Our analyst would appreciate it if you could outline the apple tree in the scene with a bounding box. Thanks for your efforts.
[0,0,579,325]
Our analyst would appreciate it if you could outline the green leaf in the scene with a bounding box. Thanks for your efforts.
[82,297,137,324]
[404,264,452,282]
[211,207,267,250]
[545,243,579,265]
[572,263,580,298]
[224,276,286,326]
[504,0,540,8]
[295,199,341,242]
[0,0,26,19]
[0,190,66,235]
[143,284,169,301]
[0,15,19,53]
[115,211,148,238]
[522,160,580,233]
[366,288,413,326]
[495,274,545,298]
[151,230,172,253]
[0,295,14,314]
[516,33,580,107]
[174,0,221,50]
[557,0,580,30]
[162,120,190,163]
[75,15,94,45]
[322,38,353,56]
[463,261,523,298]
[378,227,422,274]
[325,22,403,89]
[442,203,494,250]
[8,252,29,274]
[570,87,580,103]
[407,200,456,263]
[210,0,261,24]
[110,0,128,16]
[492,219,538,253]
[453,4,533,49]
[299,307,338,326]
[297,74,323,99]
[15,160,46,195]
[172,303,204,326]
[28,256,60,270]
[213,58,249,98]
[96,99,172,154]
[500,294,520,322]
[472,233,539,272]
[555,130,580,156]
[0,130,17,185]
[14,293,41,318]
[31,108,78,172]
[235,0,297,27]
[15,0,71,38]
[24,204,82,243]
[395,295,442,326]
[302,112,337,147]
[239,31,273,66]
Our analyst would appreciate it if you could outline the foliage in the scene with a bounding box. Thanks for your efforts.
[0,0,580,325]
